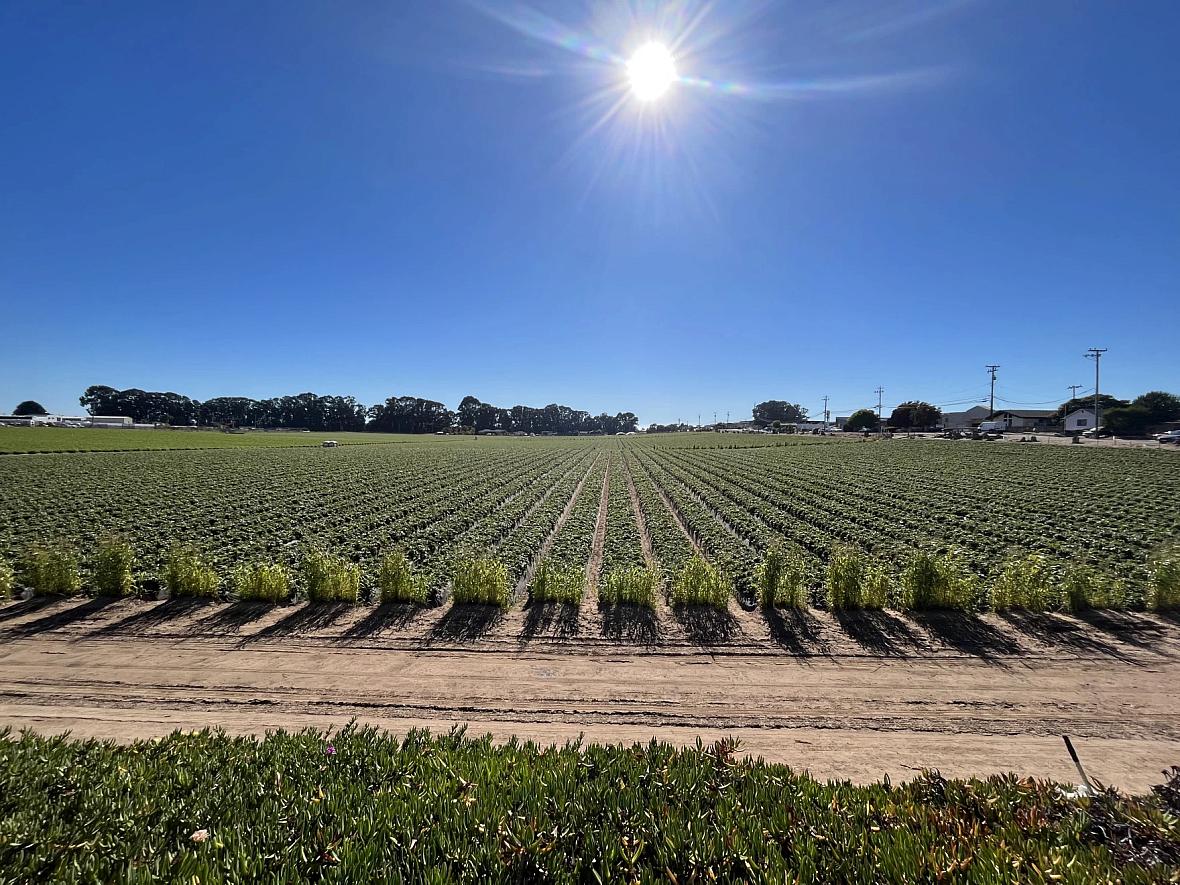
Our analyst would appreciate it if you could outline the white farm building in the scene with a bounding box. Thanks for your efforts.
[1064,408,1097,433]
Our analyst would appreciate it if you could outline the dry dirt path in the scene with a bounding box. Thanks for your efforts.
[2,598,1180,792]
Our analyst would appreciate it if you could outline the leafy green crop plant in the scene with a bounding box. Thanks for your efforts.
[163,545,220,598]
[232,562,290,603]
[528,559,584,605]
[0,556,13,599]
[377,550,430,605]
[756,542,811,609]
[901,549,978,610]
[670,555,731,608]
[19,541,82,596]
[93,535,136,597]
[1062,565,1127,611]
[990,552,1064,611]
[1147,545,1180,611]
[825,546,890,610]
[599,567,658,608]
[452,555,511,607]
[301,547,360,603]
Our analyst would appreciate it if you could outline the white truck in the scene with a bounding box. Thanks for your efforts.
[977,420,1006,434]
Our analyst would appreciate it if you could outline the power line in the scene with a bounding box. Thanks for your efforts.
[994,392,1090,406]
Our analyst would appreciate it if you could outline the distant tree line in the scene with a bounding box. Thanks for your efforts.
[76,386,639,435]
[454,396,639,435]
[80,387,367,431]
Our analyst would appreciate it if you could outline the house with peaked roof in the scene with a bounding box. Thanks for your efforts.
[1064,408,1096,433]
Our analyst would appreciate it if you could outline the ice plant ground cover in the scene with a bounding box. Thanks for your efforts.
[0,725,1176,882]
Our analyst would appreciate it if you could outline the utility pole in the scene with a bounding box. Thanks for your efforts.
[725,410,729,429]
[985,365,1000,418]
[874,386,884,419]
[822,395,830,430]
[1065,384,1083,431]
[1085,348,1107,434]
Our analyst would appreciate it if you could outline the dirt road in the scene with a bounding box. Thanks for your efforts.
[2,597,1178,792]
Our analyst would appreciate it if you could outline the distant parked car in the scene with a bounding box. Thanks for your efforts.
[1082,427,1112,439]
[321,440,339,448]
[1156,429,1180,444]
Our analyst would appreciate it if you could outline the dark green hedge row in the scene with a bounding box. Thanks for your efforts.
[1,725,1177,882]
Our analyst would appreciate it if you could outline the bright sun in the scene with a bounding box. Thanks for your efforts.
[627,42,676,101]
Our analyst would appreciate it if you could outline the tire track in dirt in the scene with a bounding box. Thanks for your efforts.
[5,683,1173,741]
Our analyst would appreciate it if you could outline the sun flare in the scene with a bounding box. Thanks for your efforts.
[627,42,676,102]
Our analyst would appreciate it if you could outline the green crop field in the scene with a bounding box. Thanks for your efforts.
[1,433,1177,613]
[0,427,417,453]
[1,725,1177,883]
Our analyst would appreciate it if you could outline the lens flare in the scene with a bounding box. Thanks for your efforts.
[627,42,677,101]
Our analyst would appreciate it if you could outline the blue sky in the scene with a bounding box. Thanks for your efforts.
[1,0,1177,425]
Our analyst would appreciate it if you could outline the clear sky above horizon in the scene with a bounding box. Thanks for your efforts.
[2,0,1177,425]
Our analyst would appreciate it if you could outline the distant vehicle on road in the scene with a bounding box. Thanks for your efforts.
[1155,429,1180,444]
[1082,427,1112,439]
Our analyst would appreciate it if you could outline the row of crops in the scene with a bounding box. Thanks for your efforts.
[4,725,1177,882]
[1,436,1178,614]
[4,529,1176,616]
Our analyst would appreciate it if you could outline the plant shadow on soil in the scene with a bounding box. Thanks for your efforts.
[250,602,356,640]
[908,611,1024,664]
[1073,609,1175,654]
[88,597,212,637]
[765,606,830,656]
[998,611,1136,662]
[429,604,503,642]
[600,603,660,645]
[673,604,738,646]
[341,603,427,640]
[0,596,57,624]
[834,610,926,657]
[5,596,122,636]
[519,602,579,642]
[184,601,273,637]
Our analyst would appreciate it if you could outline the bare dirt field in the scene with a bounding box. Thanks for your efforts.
[3,597,1179,792]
